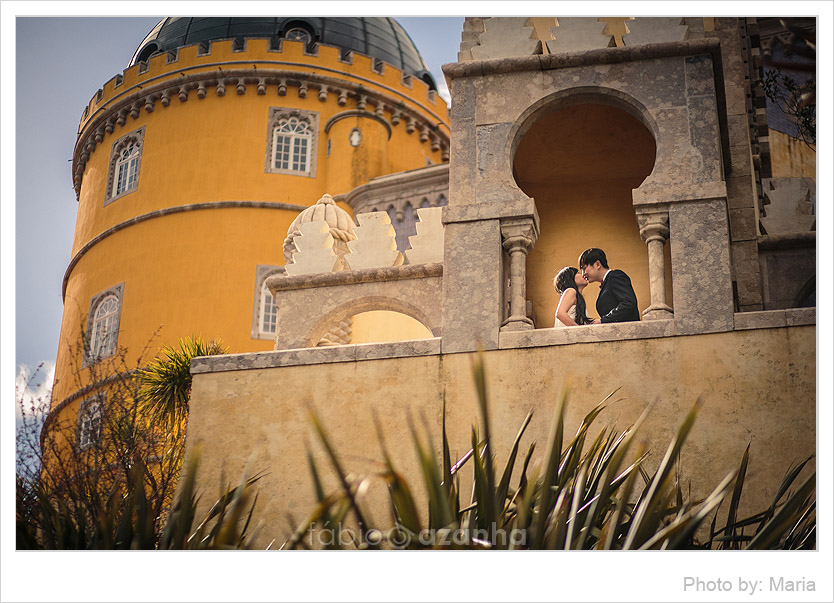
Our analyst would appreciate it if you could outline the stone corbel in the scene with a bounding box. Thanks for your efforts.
[500,216,539,331]
[636,206,673,320]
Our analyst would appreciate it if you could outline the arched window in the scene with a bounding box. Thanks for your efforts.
[273,117,312,172]
[84,283,124,365]
[91,295,119,358]
[284,27,312,46]
[113,143,140,197]
[76,395,103,450]
[260,281,277,334]
[105,127,144,205]
[251,265,284,339]
[265,108,319,177]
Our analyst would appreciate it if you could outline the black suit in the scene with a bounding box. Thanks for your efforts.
[596,269,640,323]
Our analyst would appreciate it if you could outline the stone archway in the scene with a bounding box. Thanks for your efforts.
[306,295,438,347]
[511,96,661,326]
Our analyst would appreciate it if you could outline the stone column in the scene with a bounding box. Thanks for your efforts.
[500,217,538,331]
[636,207,674,320]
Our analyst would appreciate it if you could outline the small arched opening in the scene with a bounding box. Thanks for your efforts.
[135,42,160,63]
[349,310,433,344]
[512,99,666,327]
[306,296,438,347]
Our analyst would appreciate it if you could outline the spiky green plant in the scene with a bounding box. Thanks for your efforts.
[138,336,227,428]
[288,352,815,550]
[16,450,264,550]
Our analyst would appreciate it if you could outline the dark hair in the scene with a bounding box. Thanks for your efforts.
[553,266,591,325]
[578,248,609,269]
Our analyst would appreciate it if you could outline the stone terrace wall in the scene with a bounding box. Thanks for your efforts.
[187,323,815,549]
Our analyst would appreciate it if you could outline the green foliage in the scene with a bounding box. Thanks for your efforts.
[138,336,228,428]
[762,69,816,146]
[289,352,816,550]
[16,450,264,550]
[16,333,236,550]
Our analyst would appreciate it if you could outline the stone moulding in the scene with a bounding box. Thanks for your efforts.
[443,38,730,180]
[498,310,815,350]
[63,200,306,301]
[443,38,722,78]
[74,63,451,197]
[500,319,676,349]
[267,263,443,350]
[324,110,393,139]
[267,261,442,292]
[190,338,442,374]
[40,370,139,448]
[734,308,816,330]
[339,163,450,217]
[757,231,816,251]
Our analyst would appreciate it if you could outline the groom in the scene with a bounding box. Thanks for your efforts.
[578,248,640,324]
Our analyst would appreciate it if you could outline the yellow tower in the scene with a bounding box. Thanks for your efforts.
[46,18,450,448]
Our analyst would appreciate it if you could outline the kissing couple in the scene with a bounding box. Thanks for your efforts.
[553,247,640,327]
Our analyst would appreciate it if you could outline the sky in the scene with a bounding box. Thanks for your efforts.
[11,14,465,387]
[3,3,833,602]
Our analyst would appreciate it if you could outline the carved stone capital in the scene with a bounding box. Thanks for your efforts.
[636,207,670,244]
[500,217,539,251]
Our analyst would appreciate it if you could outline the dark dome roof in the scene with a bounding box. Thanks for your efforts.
[130,17,436,90]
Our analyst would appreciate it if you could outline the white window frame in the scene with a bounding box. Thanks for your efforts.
[105,127,145,205]
[251,265,285,339]
[84,283,124,366]
[76,395,103,451]
[273,117,312,172]
[265,108,318,178]
[113,143,141,197]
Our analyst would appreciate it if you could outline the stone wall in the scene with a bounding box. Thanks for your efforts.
[187,320,815,548]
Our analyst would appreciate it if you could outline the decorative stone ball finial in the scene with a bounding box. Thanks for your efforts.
[283,193,357,265]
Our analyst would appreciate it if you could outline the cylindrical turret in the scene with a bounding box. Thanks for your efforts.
[47,17,450,444]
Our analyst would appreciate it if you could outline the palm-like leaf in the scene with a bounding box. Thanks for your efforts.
[138,337,227,427]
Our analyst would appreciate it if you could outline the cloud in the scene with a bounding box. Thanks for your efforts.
[15,361,54,421]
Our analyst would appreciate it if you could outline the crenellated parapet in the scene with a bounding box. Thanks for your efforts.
[270,195,446,349]
[72,37,450,199]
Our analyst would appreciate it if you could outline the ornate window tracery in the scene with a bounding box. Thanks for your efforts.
[76,395,103,450]
[105,127,144,205]
[252,265,285,339]
[84,283,124,365]
[265,109,319,177]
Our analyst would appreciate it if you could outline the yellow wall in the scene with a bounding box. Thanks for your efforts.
[769,128,816,179]
[53,35,449,419]
[186,325,815,549]
[513,103,667,327]
[525,179,673,327]
[55,207,297,403]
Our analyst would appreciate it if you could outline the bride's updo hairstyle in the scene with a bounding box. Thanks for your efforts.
[553,266,591,325]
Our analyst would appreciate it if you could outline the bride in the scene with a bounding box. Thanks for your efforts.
[553,266,592,326]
